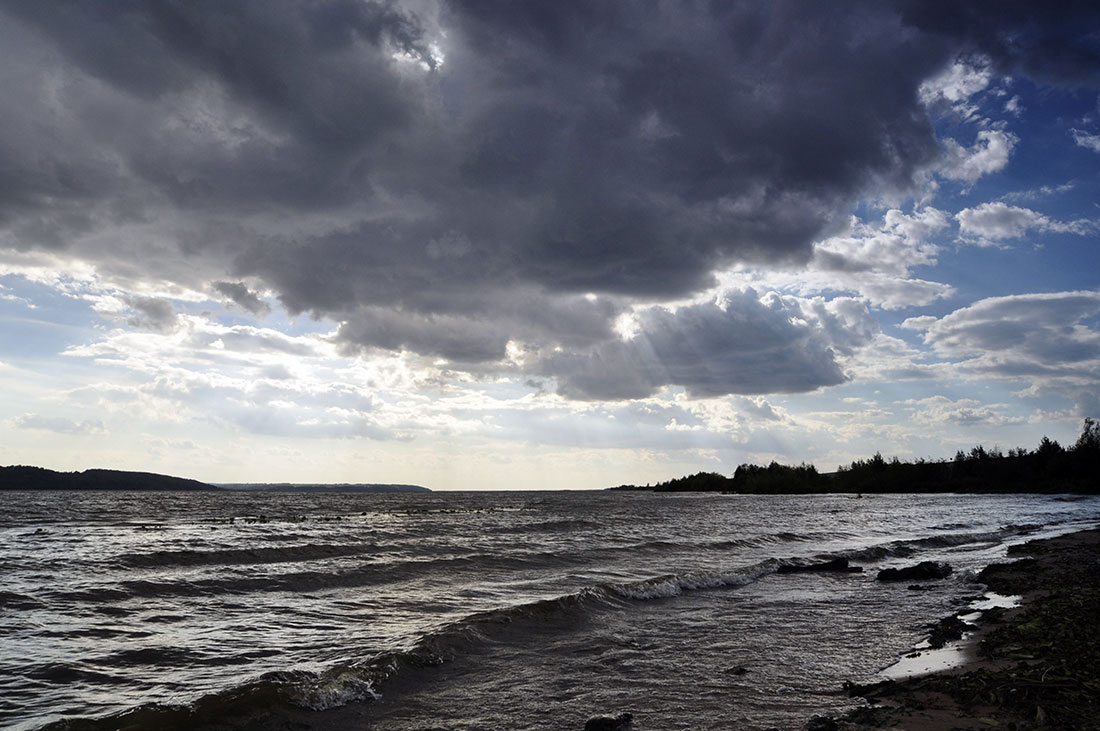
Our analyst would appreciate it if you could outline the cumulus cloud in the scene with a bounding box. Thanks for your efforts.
[902,291,1100,380]
[335,291,620,363]
[841,332,938,382]
[919,58,992,107]
[918,56,997,123]
[906,396,1026,427]
[0,3,952,359]
[899,292,1100,416]
[956,202,1094,243]
[540,289,878,400]
[732,207,954,310]
[939,129,1017,183]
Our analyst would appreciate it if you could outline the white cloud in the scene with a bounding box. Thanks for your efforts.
[12,413,107,435]
[812,209,945,276]
[0,283,35,308]
[919,58,992,108]
[1071,128,1100,153]
[905,396,1025,427]
[901,292,1100,401]
[939,130,1017,183]
[726,208,954,310]
[956,202,1093,244]
[54,312,423,439]
[840,332,937,382]
[1000,182,1075,203]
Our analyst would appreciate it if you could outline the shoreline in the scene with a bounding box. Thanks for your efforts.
[831,527,1100,730]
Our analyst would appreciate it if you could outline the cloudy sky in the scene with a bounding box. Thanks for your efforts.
[1,1,1099,490]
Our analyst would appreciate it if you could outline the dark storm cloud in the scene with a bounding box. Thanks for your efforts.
[1,1,1097,398]
[4,0,430,144]
[540,290,877,400]
[212,281,271,316]
[898,0,1100,85]
[434,1,947,295]
[334,290,620,362]
[123,295,180,333]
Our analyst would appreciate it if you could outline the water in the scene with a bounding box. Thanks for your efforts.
[2,489,1098,730]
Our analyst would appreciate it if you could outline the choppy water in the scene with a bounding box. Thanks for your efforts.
[2,489,1098,730]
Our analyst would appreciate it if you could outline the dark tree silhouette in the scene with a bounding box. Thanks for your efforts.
[614,419,1100,494]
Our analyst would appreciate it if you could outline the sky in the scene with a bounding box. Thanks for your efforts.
[1,1,1099,490]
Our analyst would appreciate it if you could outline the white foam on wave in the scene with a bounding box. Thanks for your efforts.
[606,561,777,601]
[293,671,381,711]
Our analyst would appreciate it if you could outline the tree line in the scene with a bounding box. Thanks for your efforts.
[611,418,1100,494]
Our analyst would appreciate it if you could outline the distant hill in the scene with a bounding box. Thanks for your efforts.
[218,483,431,493]
[0,465,219,491]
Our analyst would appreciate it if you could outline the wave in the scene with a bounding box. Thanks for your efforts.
[48,548,580,603]
[38,557,783,730]
[36,521,1053,729]
[114,542,382,569]
[572,532,818,564]
[601,560,780,600]
[41,523,1016,605]
[494,518,604,534]
[29,519,1051,632]
[0,590,44,610]
[840,524,1042,563]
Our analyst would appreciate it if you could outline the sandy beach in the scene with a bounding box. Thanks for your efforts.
[834,528,1100,731]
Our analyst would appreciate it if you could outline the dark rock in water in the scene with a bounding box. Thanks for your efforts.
[906,584,929,591]
[777,557,862,574]
[584,712,633,731]
[806,715,839,731]
[876,561,952,582]
[927,613,975,648]
[725,664,749,675]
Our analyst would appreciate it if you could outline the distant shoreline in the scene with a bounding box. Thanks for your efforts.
[218,483,432,493]
[0,465,218,491]
[0,466,430,492]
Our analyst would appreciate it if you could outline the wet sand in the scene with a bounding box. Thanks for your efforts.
[835,527,1100,731]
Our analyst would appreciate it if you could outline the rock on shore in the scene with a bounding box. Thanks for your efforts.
[875,561,951,582]
[840,529,1100,730]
